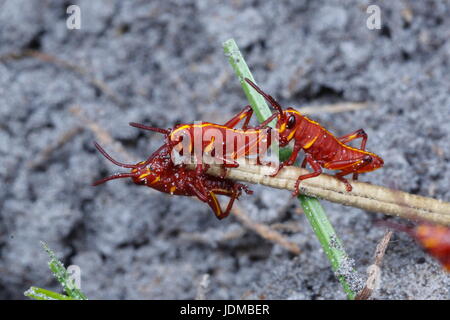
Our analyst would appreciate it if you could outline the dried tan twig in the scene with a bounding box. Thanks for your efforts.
[298,102,370,115]
[356,230,393,300]
[3,50,125,106]
[69,106,135,163]
[232,204,301,255]
[269,221,303,233]
[27,126,83,169]
[196,162,450,226]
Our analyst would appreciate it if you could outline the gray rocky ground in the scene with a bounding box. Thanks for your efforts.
[0,0,449,299]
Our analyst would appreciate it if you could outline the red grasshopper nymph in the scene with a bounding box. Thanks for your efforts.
[244,78,384,196]
[129,105,277,176]
[92,142,253,220]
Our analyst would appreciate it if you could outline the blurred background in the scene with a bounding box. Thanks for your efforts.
[0,0,449,299]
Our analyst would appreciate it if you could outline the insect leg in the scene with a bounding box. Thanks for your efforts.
[218,187,240,220]
[217,158,240,179]
[236,183,254,195]
[337,129,367,180]
[222,105,254,129]
[214,183,253,220]
[269,140,302,177]
[187,181,209,202]
[326,155,373,192]
[254,112,279,130]
[338,129,368,149]
[292,154,322,197]
[300,157,307,168]
[205,189,226,220]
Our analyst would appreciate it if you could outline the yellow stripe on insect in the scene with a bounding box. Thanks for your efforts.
[151,176,160,184]
[204,137,216,153]
[138,172,150,179]
[303,135,319,149]
[170,123,262,137]
[209,192,221,215]
[287,128,297,141]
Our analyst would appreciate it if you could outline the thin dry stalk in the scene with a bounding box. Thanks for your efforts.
[298,102,370,115]
[356,230,393,300]
[27,126,83,169]
[232,204,301,255]
[197,162,450,226]
[3,50,125,106]
[69,106,135,163]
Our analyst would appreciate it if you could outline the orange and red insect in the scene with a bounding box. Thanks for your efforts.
[92,142,253,220]
[383,221,450,272]
[245,78,384,196]
[129,104,275,177]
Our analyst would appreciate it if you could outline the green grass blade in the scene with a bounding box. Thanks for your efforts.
[223,38,359,299]
[41,242,88,300]
[24,286,75,300]
[223,39,276,126]
[298,195,359,299]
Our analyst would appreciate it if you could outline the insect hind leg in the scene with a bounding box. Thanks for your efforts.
[330,155,373,192]
[216,183,253,220]
[222,105,254,129]
[338,129,368,149]
[337,129,368,180]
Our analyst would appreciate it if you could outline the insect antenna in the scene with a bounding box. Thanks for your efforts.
[129,122,170,135]
[244,78,285,119]
[93,142,137,168]
[92,173,137,186]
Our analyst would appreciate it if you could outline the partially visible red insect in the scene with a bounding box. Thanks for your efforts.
[244,78,384,196]
[382,221,450,272]
[92,142,253,220]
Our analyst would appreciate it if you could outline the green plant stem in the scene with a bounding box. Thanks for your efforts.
[223,38,358,299]
[298,195,357,299]
[223,40,276,127]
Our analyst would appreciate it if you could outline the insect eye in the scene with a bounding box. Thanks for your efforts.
[286,116,296,129]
